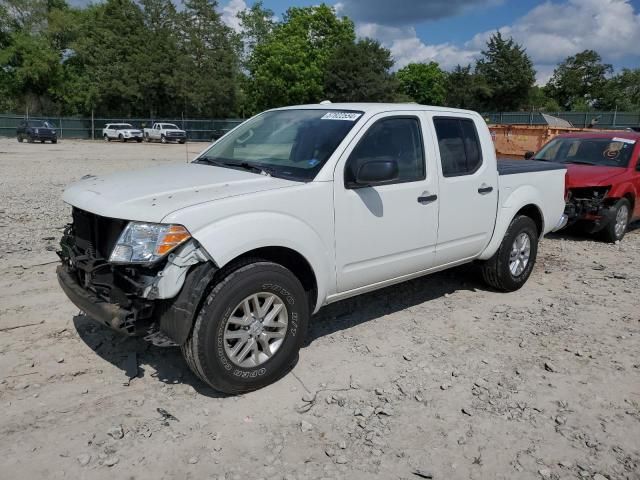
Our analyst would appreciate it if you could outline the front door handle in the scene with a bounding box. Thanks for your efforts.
[418,194,438,204]
[478,185,494,194]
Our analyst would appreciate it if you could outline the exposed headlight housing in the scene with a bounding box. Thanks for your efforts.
[109,222,191,263]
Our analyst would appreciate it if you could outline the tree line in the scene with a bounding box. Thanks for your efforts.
[1,0,639,118]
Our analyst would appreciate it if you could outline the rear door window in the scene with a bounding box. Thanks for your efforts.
[434,117,483,177]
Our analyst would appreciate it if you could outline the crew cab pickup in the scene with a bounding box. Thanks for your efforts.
[527,132,640,242]
[102,123,143,142]
[143,123,187,144]
[57,104,567,394]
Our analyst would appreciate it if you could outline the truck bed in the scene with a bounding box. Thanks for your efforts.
[497,159,566,176]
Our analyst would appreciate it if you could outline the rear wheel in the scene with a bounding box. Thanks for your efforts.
[179,139,186,144]
[481,215,539,292]
[52,138,57,144]
[136,138,142,143]
[182,260,309,394]
[119,134,125,143]
[104,134,110,142]
[601,199,630,243]
[17,135,23,143]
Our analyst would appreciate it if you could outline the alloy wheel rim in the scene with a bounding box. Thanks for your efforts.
[223,292,288,368]
[509,232,531,277]
[614,205,629,238]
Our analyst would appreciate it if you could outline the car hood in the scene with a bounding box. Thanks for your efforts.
[122,129,141,134]
[565,163,627,189]
[63,164,299,223]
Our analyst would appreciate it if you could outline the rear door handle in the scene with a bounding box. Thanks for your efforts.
[478,185,494,194]
[417,194,438,204]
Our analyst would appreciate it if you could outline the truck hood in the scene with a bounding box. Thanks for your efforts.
[63,164,298,222]
[565,163,627,189]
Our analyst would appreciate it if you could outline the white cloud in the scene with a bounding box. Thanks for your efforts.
[356,23,479,71]
[357,0,640,84]
[221,0,247,33]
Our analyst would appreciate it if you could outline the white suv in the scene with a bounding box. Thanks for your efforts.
[102,123,143,142]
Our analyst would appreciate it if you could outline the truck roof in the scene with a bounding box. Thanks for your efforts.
[273,103,480,116]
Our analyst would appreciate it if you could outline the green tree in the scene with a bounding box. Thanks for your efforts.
[137,0,180,117]
[475,32,535,111]
[545,50,612,110]
[324,38,397,102]
[444,64,491,110]
[600,68,640,111]
[175,0,240,117]
[396,62,447,105]
[527,85,561,112]
[68,0,147,116]
[237,0,274,59]
[248,4,355,110]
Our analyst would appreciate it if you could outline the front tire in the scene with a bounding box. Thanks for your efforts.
[601,199,630,243]
[119,134,125,143]
[160,135,167,144]
[182,260,309,394]
[17,135,23,143]
[481,215,539,292]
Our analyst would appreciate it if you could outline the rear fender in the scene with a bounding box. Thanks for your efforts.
[479,185,554,261]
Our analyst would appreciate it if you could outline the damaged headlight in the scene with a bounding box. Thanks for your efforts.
[569,186,610,201]
[109,222,191,263]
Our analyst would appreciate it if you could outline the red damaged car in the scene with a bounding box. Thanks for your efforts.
[526,132,640,242]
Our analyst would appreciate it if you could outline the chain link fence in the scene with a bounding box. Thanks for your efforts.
[2,111,639,140]
[482,111,640,129]
[0,113,244,141]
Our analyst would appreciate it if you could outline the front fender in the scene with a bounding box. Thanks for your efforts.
[187,212,332,313]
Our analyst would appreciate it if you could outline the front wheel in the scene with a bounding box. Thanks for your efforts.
[17,135,23,143]
[601,199,630,243]
[481,215,539,292]
[52,138,57,144]
[160,135,167,144]
[182,260,309,394]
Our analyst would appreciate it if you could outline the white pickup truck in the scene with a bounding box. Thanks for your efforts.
[143,123,187,144]
[57,104,567,394]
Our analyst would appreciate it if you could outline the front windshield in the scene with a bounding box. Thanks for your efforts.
[535,137,636,168]
[29,120,50,128]
[163,124,179,129]
[195,109,363,181]
[116,124,133,130]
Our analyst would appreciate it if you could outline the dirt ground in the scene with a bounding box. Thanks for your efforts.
[0,137,639,480]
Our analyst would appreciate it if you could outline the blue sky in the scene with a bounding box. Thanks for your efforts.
[220,0,640,84]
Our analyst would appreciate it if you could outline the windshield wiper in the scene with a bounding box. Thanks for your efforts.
[567,160,597,166]
[196,158,272,176]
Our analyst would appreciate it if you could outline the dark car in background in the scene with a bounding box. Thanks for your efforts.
[16,120,58,143]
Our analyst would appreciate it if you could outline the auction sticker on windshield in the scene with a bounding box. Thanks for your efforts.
[321,112,362,121]
[612,137,636,144]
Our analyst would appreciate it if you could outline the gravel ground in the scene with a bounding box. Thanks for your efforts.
[0,137,639,480]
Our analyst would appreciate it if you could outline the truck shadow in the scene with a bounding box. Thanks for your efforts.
[72,263,487,394]
[72,314,227,398]
[306,263,485,345]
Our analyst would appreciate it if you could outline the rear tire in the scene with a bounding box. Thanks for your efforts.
[104,134,110,142]
[481,215,539,292]
[179,139,186,144]
[136,138,142,143]
[182,260,309,395]
[27,136,34,143]
[601,199,630,243]
[17,135,23,143]
[52,139,57,144]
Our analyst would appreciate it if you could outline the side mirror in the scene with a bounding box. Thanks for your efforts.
[349,159,399,188]
[524,151,535,160]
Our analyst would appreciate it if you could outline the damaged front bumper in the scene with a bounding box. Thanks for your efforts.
[564,187,616,233]
[57,209,216,345]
